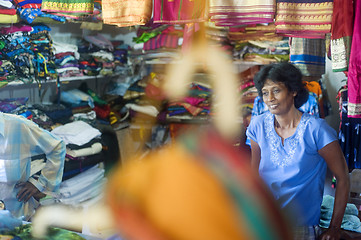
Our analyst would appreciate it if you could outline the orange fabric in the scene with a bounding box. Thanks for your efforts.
[106,143,253,240]
[303,81,322,99]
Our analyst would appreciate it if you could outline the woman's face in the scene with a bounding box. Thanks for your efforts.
[261,79,296,115]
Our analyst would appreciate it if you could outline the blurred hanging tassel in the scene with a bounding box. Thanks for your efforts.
[163,25,242,140]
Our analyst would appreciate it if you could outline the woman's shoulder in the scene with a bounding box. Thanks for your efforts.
[303,113,336,134]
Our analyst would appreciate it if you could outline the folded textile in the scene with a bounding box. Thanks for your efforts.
[51,120,102,146]
[66,142,102,158]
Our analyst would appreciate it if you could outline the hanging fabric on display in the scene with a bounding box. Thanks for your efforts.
[208,0,275,27]
[347,0,361,118]
[289,37,326,77]
[275,0,333,38]
[338,88,361,170]
[153,0,207,24]
[102,0,152,27]
[330,0,354,72]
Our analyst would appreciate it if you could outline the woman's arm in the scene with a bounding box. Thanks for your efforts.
[250,139,261,172]
[318,141,350,240]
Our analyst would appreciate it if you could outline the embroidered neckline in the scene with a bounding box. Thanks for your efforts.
[264,112,311,167]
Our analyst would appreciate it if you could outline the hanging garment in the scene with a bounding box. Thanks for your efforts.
[275,0,333,39]
[338,89,361,170]
[289,38,326,77]
[208,0,275,27]
[330,0,354,72]
[347,0,361,118]
[102,0,152,27]
[153,0,207,24]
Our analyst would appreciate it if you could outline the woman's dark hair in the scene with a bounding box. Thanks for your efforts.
[253,62,309,109]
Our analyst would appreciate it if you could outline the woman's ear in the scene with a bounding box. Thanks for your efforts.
[293,91,297,97]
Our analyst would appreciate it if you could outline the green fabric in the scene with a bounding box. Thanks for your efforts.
[0,224,86,240]
[0,82,8,88]
[133,31,161,44]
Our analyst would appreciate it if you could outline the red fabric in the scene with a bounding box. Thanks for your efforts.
[331,0,354,40]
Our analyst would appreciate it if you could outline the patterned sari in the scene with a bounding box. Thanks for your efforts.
[275,0,333,39]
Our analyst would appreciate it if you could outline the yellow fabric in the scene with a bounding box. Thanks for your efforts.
[0,14,19,24]
[102,0,152,27]
[107,143,253,240]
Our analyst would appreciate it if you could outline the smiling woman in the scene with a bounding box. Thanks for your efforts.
[246,62,350,240]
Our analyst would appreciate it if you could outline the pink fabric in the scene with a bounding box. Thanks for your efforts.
[347,0,361,118]
[0,24,32,34]
[184,97,205,106]
[153,0,207,24]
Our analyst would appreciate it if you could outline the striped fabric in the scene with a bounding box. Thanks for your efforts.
[275,0,333,39]
[143,33,179,51]
[209,0,275,27]
[289,37,326,77]
[153,0,207,24]
[13,0,42,8]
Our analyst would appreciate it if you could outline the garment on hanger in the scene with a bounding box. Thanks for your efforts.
[275,0,333,38]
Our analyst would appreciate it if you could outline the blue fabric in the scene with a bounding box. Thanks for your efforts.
[0,113,66,220]
[246,112,337,226]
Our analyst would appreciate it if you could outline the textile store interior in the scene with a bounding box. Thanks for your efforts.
[1,0,361,239]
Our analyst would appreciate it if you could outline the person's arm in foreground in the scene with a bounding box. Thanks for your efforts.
[318,141,350,240]
[250,139,261,173]
[16,121,66,203]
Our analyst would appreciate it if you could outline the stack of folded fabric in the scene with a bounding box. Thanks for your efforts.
[0,0,19,23]
[51,120,104,180]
